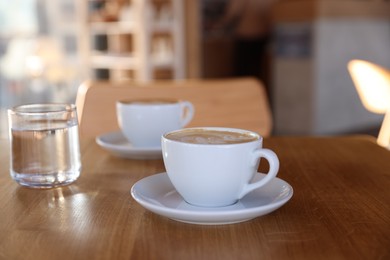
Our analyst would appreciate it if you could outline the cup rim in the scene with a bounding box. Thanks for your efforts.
[117,98,181,106]
[162,127,262,146]
[8,103,76,116]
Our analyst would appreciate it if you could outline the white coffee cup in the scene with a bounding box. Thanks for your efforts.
[117,99,194,147]
[161,127,279,207]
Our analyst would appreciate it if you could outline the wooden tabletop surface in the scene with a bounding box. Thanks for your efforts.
[0,135,389,260]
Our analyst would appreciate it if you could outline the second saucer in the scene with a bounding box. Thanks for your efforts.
[96,131,162,160]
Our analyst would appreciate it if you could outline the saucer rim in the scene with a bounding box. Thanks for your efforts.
[96,131,161,151]
[96,131,162,159]
[130,172,293,224]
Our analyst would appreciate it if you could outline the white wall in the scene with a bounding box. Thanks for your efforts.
[314,18,390,135]
[273,18,390,135]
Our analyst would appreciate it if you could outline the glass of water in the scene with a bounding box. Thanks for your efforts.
[8,103,82,188]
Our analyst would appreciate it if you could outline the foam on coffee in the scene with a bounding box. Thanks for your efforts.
[165,129,258,144]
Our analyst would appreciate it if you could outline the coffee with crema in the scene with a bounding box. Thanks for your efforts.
[165,129,259,144]
[162,127,279,207]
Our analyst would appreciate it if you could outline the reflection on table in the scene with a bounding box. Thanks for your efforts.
[0,135,389,259]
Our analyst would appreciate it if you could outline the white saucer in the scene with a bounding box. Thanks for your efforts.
[96,131,162,160]
[131,172,293,225]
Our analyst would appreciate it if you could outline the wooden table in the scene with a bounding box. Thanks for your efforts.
[0,136,389,259]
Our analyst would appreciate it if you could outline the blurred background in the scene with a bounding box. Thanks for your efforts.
[0,0,389,138]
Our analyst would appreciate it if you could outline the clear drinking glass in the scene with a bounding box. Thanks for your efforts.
[8,103,82,188]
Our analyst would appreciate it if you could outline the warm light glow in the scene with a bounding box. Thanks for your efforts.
[348,60,390,114]
[25,55,45,77]
[348,59,390,149]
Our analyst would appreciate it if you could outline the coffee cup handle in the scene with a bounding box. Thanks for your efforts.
[238,148,280,199]
[180,101,194,127]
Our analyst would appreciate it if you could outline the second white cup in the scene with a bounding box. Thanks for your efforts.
[117,99,194,147]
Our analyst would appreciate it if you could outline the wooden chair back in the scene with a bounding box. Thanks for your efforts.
[75,77,272,137]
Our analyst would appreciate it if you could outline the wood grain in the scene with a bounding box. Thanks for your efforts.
[0,136,389,260]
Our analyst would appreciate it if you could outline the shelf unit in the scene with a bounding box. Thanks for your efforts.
[81,0,185,81]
